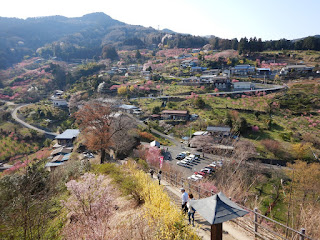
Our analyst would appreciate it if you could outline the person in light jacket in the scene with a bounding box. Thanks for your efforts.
[180,188,188,215]
[187,193,195,226]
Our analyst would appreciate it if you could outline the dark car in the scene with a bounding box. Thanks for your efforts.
[176,153,186,160]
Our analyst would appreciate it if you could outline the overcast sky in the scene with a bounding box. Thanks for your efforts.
[1,0,319,40]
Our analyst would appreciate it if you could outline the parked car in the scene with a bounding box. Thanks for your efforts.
[176,153,186,160]
[201,168,214,174]
[188,174,203,181]
[194,171,206,176]
[217,160,223,167]
[177,158,190,166]
[176,151,190,160]
[189,154,199,161]
[205,166,216,172]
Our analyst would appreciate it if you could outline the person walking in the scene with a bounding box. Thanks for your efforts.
[157,170,162,185]
[149,169,154,179]
[180,188,188,215]
[187,193,196,226]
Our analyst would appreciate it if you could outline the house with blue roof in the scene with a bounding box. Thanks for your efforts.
[231,65,255,76]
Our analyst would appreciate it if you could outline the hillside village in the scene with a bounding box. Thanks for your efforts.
[0,12,319,240]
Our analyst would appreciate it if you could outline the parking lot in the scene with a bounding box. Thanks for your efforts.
[161,143,226,180]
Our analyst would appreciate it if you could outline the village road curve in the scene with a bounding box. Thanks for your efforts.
[11,104,58,138]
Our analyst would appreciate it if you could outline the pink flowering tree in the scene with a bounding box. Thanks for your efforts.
[146,146,162,168]
[62,173,115,240]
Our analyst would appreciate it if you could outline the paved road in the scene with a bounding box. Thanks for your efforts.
[11,104,58,138]
[130,84,286,100]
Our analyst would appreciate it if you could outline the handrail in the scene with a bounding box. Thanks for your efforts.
[160,170,315,240]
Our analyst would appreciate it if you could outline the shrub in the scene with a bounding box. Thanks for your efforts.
[139,131,154,141]
[94,162,200,239]
[261,139,283,157]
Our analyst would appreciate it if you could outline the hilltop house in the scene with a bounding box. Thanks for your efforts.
[52,98,68,107]
[51,90,68,107]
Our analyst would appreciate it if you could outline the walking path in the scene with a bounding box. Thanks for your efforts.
[154,175,253,240]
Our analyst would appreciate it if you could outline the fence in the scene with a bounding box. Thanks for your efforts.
[161,171,314,240]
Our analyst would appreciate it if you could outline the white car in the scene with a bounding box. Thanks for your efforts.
[209,162,217,168]
[177,159,188,166]
[188,174,203,181]
[201,168,213,174]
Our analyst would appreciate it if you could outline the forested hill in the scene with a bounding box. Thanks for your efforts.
[0,12,319,69]
[0,12,208,69]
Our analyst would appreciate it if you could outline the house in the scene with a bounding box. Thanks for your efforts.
[118,104,141,114]
[200,75,230,89]
[192,49,201,53]
[207,126,231,136]
[140,70,151,80]
[191,131,208,138]
[51,153,71,162]
[51,90,68,107]
[256,68,271,75]
[233,82,255,90]
[203,69,221,75]
[191,67,207,72]
[55,129,80,146]
[52,98,68,107]
[118,68,127,74]
[231,65,255,76]
[280,65,314,75]
[181,76,199,83]
[180,60,198,68]
[45,162,64,171]
[128,64,137,72]
[161,110,190,121]
[50,147,73,157]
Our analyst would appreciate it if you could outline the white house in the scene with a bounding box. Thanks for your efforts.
[52,98,68,107]
[233,82,255,90]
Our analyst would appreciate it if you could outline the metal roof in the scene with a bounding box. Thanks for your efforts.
[206,126,231,132]
[192,131,208,136]
[45,162,64,167]
[119,104,139,110]
[161,110,189,115]
[189,192,249,224]
[55,129,80,140]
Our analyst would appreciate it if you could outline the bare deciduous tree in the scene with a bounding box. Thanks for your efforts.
[74,101,128,164]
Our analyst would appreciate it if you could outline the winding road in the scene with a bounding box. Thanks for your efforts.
[11,103,57,138]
